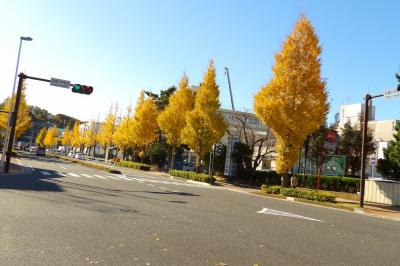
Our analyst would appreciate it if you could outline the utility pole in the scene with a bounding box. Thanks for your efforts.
[224,67,235,111]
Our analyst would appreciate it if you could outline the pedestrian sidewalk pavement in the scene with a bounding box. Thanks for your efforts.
[0,155,25,175]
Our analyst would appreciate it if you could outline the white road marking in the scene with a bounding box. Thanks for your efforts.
[106,175,120,180]
[147,184,155,187]
[257,208,324,222]
[93,174,107,179]
[57,172,66,177]
[68,173,79,177]
[40,171,51,176]
[159,187,167,190]
[81,174,94,178]
[60,166,67,169]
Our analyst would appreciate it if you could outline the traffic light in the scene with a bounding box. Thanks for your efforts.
[72,84,93,95]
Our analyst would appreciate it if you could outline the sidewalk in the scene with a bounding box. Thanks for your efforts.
[0,157,24,175]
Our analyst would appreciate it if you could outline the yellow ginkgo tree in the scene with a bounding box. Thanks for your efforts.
[157,74,195,169]
[0,81,31,139]
[44,126,59,148]
[131,91,159,161]
[254,16,329,186]
[182,61,227,172]
[35,128,47,148]
[114,104,135,159]
[97,104,119,161]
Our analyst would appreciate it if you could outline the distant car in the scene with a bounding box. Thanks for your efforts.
[67,151,75,158]
[36,147,46,156]
[74,153,84,160]
[30,146,38,153]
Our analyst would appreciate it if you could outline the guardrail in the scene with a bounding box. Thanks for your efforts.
[49,151,117,167]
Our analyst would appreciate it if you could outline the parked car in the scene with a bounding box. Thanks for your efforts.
[67,151,76,158]
[36,147,46,156]
[29,146,38,153]
[75,153,85,160]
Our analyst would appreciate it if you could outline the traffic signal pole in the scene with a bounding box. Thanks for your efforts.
[4,73,25,173]
[3,72,93,173]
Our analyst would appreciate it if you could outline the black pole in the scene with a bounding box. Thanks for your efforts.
[4,73,25,173]
[359,94,370,208]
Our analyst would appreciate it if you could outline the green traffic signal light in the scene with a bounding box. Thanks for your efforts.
[72,84,81,93]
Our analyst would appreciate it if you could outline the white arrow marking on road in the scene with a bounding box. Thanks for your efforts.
[257,208,324,222]
[40,171,51,176]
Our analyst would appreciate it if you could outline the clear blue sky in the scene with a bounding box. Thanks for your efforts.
[1,0,399,123]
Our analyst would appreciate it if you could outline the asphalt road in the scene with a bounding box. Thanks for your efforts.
[1,152,399,266]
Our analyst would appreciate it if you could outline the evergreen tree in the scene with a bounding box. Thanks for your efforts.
[377,123,400,180]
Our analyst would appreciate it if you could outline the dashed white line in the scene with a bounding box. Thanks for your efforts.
[57,172,66,177]
[106,175,120,180]
[159,187,167,190]
[81,174,94,178]
[68,173,79,177]
[60,166,67,170]
[93,174,107,179]
[147,184,155,187]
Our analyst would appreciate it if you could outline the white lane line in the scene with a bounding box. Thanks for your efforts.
[106,175,120,180]
[257,208,324,222]
[40,171,51,176]
[81,174,94,178]
[60,166,67,169]
[93,174,107,179]
[68,173,79,177]
[159,187,167,190]
[147,184,155,187]
[57,172,66,177]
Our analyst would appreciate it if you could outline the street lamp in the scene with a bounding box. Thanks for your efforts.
[1,36,33,170]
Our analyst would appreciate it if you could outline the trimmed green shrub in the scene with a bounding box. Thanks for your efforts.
[281,188,336,203]
[261,184,282,194]
[117,160,151,171]
[296,174,359,193]
[169,170,215,183]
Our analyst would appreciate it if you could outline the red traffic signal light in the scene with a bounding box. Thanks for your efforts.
[71,84,93,95]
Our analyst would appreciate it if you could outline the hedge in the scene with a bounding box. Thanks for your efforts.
[169,170,215,183]
[261,184,281,194]
[117,160,151,171]
[281,188,336,203]
[295,174,359,193]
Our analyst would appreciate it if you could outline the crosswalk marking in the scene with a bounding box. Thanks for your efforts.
[68,173,79,177]
[93,174,107,179]
[106,175,120,180]
[40,171,51,176]
[81,174,94,178]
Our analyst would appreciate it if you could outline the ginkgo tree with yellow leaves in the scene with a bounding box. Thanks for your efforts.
[182,61,227,172]
[35,128,47,148]
[61,127,73,153]
[97,103,119,161]
[157,74,195,169]
[44,126,59,148]
[254,16,329,187]
[131,91,159,161]
[0,81,31,139]
[114,105,135,159]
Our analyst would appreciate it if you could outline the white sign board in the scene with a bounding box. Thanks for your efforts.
[50,78,70,89]
[383,89,400,99]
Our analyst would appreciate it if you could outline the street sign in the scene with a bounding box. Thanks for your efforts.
[369,157,377,166]
[50,78,70,89]
[383,88,400,98]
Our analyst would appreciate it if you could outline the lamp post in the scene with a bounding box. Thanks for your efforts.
[1,36,33,170]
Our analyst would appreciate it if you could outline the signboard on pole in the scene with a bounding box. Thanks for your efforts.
[369,157,377,166]
[383,88,400,99]
[50,78,70,89]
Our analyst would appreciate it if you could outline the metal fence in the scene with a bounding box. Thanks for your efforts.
[364,179,400,206]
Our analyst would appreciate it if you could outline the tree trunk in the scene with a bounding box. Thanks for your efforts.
[281,173,290,187]
[303,137,310,175]
[171,147,176,170]
[195,157,200,173]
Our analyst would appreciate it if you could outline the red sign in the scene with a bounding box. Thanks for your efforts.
[326,130,337,142]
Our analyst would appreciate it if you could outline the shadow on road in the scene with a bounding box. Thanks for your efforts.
[0,167,64,192]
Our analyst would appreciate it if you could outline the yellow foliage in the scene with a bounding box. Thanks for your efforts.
[44,127,59,148]
[71,122,84,149]
[254,16,329,174]
[181,61,227,166]
[0,81,32,139]
[61,128,72,147]
[132,91,159,157]
[114,104,135,150]
[35,128,47,148]
[97,104,119,149]
[157,74,195,150]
